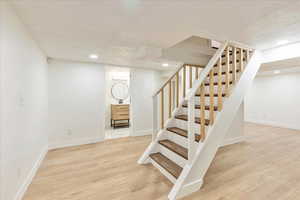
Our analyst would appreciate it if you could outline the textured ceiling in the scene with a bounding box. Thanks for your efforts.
[11,0,300,70]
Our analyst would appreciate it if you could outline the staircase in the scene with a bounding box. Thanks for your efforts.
[138,40,262,199]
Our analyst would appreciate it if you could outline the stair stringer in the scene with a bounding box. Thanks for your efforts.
[168,50,263,200]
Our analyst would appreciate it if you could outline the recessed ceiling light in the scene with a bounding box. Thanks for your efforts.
[89,54,99,60]
[276,40,289,46]
[162,63,169,67]
[274,70,281,74]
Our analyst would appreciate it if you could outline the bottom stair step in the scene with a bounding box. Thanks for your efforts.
[150,153,183,179]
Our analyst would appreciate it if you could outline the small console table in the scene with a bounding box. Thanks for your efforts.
[111,104,130,128]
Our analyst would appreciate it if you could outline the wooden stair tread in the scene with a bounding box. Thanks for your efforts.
[222,49,247,53]
[167,127,201,142]
[182,104,218,111]
[209,70,240,76]
[175,114,210,126]
[214,59,246,67]
[213,46,247,53]
[204,81,233,86]
[195,93,226,97]
[185,58,245,68]
[113,122,130,127]
[184,63,205,68]
[221,52,240,57]
[159,139,188,159]
[185,58,246,69]
[150,153,182,179]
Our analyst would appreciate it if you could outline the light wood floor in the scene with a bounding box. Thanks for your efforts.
[24,123,300,200]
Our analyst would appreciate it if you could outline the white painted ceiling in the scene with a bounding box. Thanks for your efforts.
[163,36,216,66]
[11,0,300,70]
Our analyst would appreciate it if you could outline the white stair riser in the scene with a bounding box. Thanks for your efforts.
[201,73,241,83]
[176,106,219,119]
[150,158,177,184]
[173,119,209,133]
[179,108,212,118]
[166,130,188,148]
[210,67,243,75]
[159,144,187,168]
[194,84,236,94]
[203,86,222,94]
[165,129,201,149]
[189,78,237,90]
[194,96,227,105]
[202,86,232,93]
[220,56,246,63]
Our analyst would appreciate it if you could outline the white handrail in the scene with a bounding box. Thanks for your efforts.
[186,41,228,100]
[152,63,183,97]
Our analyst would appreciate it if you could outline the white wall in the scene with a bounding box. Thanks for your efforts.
[48,61,162,144]
[223,103,244,146]
[245,72,300,130]
[130,69,161,136]
[0,3,4,200]
[1,3,48,200]
[48,60,106,149]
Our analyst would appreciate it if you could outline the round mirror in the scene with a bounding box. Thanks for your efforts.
[111,82,129,103]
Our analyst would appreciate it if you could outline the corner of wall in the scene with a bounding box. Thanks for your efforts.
[221,136,245,147]
[0,2,4,199]
[1,3,49,200]
[48,137,103,150]
[221,102,245,146]
[14,146,48,200]
[131,129,152,137]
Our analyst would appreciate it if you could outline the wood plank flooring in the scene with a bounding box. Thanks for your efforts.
[23,123,300,200]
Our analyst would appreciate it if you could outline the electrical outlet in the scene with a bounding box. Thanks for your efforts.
[67,129,72,136]
[18,96,25,107]
[263,113,268,120]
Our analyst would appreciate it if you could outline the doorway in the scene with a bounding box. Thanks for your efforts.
[104,67,132,139]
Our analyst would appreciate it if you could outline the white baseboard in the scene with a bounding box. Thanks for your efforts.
[49,130,151,150]
[175,179,203,199]
[245,119,300,131]
[221,136,245,147]
[131,129,152,137]
[14,145,48,200]
[49,137,103,150]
